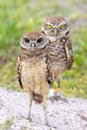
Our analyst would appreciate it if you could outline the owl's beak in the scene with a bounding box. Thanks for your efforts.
[30,42,37,48]
[54,28,58,36]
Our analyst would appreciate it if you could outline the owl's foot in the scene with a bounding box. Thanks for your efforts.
[48,94,68,103]
[45,120,57,129]
[45,121,49,126]
[27,117,32,122]
[48,88,68,103]
[56,87,68,102]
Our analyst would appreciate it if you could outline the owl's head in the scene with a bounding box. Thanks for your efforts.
[42,16,70,40]
[20,32,47,52]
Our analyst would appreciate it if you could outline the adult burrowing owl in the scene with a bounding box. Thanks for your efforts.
[17,32,53,125]
[41,16,74,97]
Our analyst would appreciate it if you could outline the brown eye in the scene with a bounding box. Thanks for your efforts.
[24,38,30,43]
[37,38,43,43]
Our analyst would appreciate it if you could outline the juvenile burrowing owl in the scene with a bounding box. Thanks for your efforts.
[41,16,74,97]
[17,32,53,125]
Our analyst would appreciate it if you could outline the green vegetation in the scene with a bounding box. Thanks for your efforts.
[0,0,87,98]
[0,118,13,130]
[62,27,87,98]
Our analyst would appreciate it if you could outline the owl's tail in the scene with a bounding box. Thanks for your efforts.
[33,92,43,103]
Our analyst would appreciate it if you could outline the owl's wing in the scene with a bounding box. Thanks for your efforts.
[65,39,74,69]
[45,55,53,85]
[17,55,23,89]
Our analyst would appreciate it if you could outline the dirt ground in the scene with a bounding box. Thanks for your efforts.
[0,87,87,130]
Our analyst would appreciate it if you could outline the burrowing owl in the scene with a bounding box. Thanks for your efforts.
[41,16,74,96]
[17,32,53,125]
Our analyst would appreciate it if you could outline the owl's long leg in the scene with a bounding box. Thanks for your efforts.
[28,96,33,121]
[27,90,33,122]
[43,96,48,126]
[56,76,68,102]
[48,76,68,102]
[57,76,62,96]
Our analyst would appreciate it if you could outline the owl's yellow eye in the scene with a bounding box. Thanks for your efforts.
[59,24,65,29]
[47,24,53,29]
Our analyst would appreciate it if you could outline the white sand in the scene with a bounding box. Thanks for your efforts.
[0,87,87,130]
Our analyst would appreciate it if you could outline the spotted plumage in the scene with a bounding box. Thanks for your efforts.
[42,16,74,91]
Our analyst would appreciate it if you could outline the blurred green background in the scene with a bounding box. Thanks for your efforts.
[0,0,87,98]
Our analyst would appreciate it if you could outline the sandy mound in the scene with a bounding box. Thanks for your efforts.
[0,87,87,130]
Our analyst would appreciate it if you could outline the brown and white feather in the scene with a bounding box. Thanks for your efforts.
[42,16,74,79]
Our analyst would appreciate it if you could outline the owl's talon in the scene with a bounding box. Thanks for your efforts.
[57,94,68,103]
[27,117,32,122]
[48,94,68,103]
[45,121,50,126]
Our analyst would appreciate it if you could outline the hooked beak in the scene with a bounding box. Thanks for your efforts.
[54,28,58,36]
[30,42,37,48]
